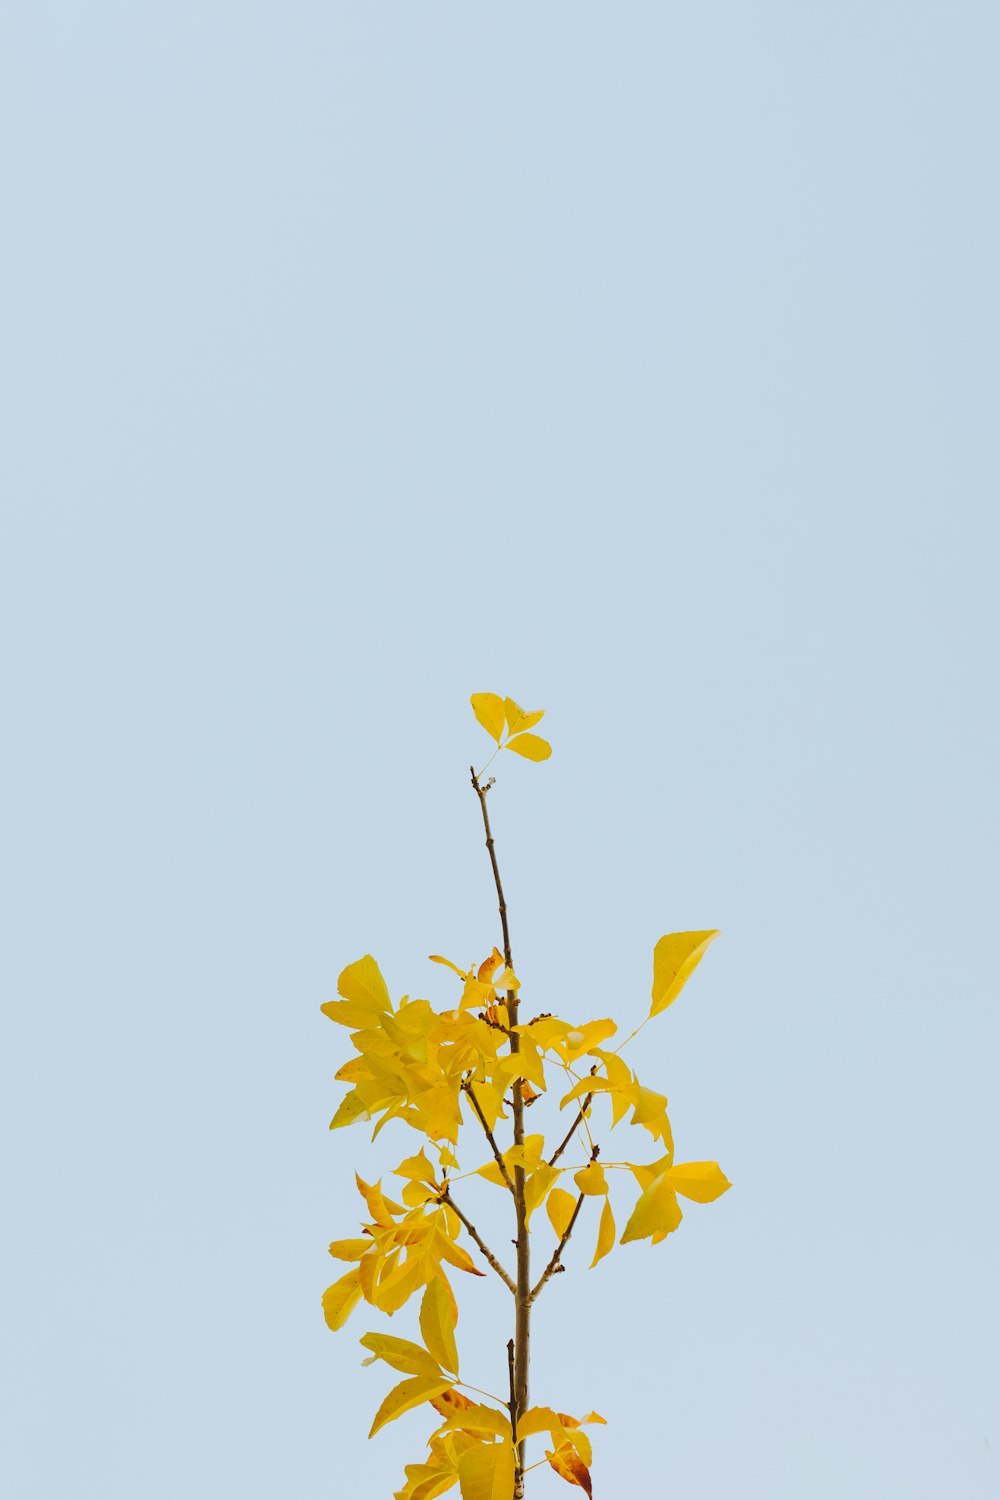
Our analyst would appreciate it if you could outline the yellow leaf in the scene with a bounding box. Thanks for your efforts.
[369,1375,452,1438]
[573,1162,607,1197]
[470,693,506,742]
[356,1174,399,1225]
[620,1174,683,1244]
[546,1187,577,1239]
[661,1161,731,1203]
[329,1091,370,1130]
[334,1056,371,1082]
[436,1404,512,1439]
[590,1197,615,1268]
[517,1407,571,1447]
[435,1231,486,1278]
[524,1164,559,1223]
[650,930,719,1016]
[503,700,545,737]
[430,1387,475,1419]
[457,1441,516,1500]
[339,954,393,1014]
[328,1238,374,1261]
[420,1280,460,1377]
[546,1443,592,1495]
[322,1268,363,1331]
[360,1332,443,1379]
[477,948,505,984]
[429,954,469,978]
[396,1150,439,1186]
[505,732,551,762]
[375,1253,427,1315]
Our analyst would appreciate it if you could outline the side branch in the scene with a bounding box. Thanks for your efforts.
[462,1081,516,1194]
[530,1146,599,1303]
[548,1091,594,1167]
[441,1187,516,1294]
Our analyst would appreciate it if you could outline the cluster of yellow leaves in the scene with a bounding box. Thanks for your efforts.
[323,699,730,1496]
[323,1164,485,1332]
[471,693,552,762]
[392,1382,608,1500]
[325,954,513,1145]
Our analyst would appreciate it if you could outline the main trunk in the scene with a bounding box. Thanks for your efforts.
[510,990,530,1495]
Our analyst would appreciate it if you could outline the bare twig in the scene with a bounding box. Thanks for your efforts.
[470,766,512,968]
[530,1146,600,1303]
[441,1187,516,1294]
[461,1081,516,1194]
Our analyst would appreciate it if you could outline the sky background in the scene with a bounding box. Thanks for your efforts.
[2,4,998,1497]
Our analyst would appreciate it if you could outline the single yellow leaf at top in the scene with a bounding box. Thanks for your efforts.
[470,693,506,742]
[505,732,552,762]
[338,954,392,1014]
[650,930,719,1016]
[546,1187,577,1239]
[457,1440,516,1500]
[590,1196,616,1268]
[420,1280,459,1377]
[503,698,545,737]
[368,1374,452,1438]
[661,1160,731,1203]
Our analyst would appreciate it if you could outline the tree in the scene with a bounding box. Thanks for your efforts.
[322,693,730,1499]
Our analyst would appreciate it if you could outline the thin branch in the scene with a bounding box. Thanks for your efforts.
[462,1081,516,1194]
[442,1187,516,1294]
[530,1146,600,1303]
[548,1075,596,1167]
[470,766,512,968]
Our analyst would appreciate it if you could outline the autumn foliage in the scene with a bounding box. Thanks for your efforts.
[323,694,730,1498]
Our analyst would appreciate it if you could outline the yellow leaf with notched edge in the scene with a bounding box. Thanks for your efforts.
[369,1375,453,1438]
[396,1150,438,1185]
[420,1280,459,1376]
[661,1161,731,1203]
[590,1197,616,1268]
[322,1268,363,1330]
[620,1173,683,1244]
[546,1187,577,1238]
[650,930,719,1016]
[574,1162,607,1197]
[360,1332,443,1379]
[505,732,552,762]
[546,1444,592,1496]
[457,1441,516,1500]
[503,698,545,737]
[470,693,506,742]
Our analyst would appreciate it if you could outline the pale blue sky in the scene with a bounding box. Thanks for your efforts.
[2,4,998,1497]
